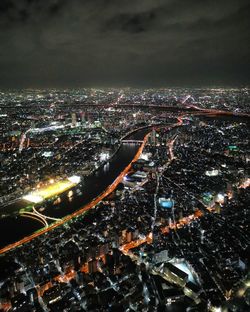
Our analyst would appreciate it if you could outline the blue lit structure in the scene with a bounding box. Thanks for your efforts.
[159,198,174,209]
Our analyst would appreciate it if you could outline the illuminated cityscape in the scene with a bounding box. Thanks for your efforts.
[0,88,249,312]
[0,1,249,311]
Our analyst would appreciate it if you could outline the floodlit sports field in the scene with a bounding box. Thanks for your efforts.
[23,176,80,203]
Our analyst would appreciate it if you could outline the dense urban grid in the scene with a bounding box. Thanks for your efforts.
[0,88,249,312]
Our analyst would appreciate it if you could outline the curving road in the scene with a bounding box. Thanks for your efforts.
[0,107,247,255]
[0,131,151,254]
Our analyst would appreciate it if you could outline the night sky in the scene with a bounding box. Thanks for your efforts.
[0,0,249,88]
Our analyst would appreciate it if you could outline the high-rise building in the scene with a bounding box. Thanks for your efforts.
[149,128,156,146]
[71,113,77,127]
[214,202,221,214]
[80,111,86,123]
[88,259,98,273]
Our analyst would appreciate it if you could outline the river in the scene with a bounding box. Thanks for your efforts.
[0,128,149,249]
[0,112,248,250]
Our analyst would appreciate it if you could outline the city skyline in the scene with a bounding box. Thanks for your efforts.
[0,1,249,311]
[0,88,249,310]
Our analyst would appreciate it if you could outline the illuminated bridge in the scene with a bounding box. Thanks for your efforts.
[122,139,144,144]
[20,207,61,228]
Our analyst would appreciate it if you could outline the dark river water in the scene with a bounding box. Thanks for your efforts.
[0,113,248,249]
[0,128,150,249]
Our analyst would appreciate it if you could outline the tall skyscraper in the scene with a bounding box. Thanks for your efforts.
[71,113,77,127]
[149,128,156,146]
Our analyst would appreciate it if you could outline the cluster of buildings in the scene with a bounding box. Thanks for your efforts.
[0,89,249,311]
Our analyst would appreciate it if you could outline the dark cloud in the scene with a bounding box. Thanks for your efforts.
[104,10,156,34]
[0,0,249,88]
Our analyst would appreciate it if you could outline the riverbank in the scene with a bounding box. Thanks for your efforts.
[0,128,151,254]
